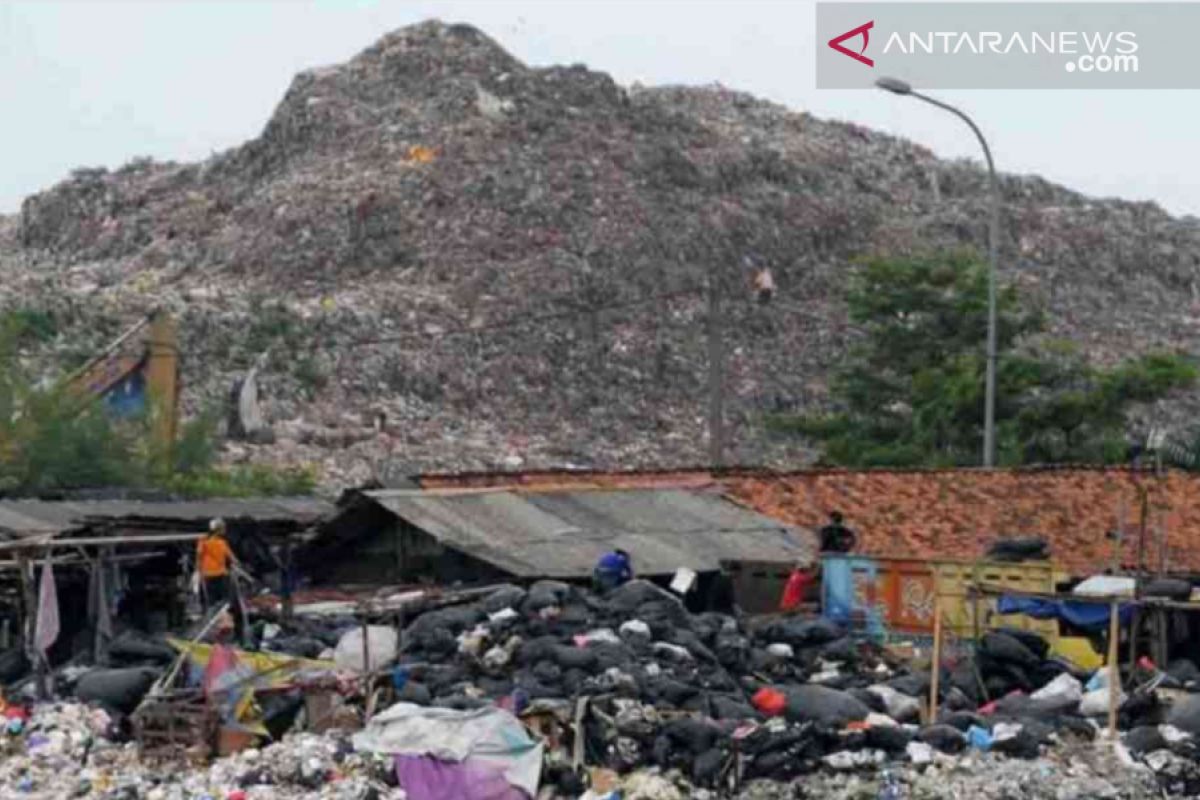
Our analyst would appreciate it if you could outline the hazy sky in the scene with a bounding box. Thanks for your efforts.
[2,0,1197,216]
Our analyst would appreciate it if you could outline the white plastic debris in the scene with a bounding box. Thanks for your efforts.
[867,685,921,721]
[483,645,510,669]
[906,741,934,765]
[651,642,693,662]
[488,607,519,624]
[1080,686,1125,717]
[576,628,621,647]
[333,625,399,672]
[865,712,899,728]
[619,620,651,639]
[992,721,1024,742]
[1031,672,1083,706]
[1160,724,1192,744]
[766,643,795,659]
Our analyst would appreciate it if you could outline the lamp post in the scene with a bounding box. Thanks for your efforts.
[876,77,1000,467]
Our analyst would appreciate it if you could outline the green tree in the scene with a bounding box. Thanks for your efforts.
[0,311,315,496]
[772,253,1197,466]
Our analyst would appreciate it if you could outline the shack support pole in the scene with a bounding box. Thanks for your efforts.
[19,554,47,700]
[929,595,943,723]
[1107,598,1120,737]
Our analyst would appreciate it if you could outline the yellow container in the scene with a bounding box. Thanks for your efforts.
[930,559,1059,642]
[929,558,1104,669]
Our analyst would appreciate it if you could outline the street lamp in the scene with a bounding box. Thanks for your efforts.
[875,77,1001,467]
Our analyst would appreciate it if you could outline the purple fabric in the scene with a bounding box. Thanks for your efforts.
[395,755,528,800]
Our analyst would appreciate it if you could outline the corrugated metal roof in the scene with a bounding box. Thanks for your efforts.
[0,497,332,539]
[363,488,813,578]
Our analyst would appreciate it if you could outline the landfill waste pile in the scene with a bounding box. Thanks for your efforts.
[4,20,1200,485]
[3,579,1200,797]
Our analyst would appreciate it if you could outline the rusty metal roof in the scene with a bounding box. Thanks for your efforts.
[0,497,332,540]
[360,487,813,578]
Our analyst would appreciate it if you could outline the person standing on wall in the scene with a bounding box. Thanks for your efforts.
[818,511,857,553]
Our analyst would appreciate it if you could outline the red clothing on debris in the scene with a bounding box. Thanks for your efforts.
[779,568,813,611]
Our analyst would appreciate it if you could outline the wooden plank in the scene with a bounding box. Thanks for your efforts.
[929,595,943,723]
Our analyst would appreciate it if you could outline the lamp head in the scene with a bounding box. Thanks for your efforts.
[875,77,913,95]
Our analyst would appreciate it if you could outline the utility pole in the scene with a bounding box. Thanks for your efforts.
[876,78,1000,466]
[707,265,725,468]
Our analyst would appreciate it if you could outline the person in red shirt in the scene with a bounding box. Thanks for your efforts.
[779,562,814,612]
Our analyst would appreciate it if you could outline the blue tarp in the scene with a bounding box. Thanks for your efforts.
[996,595,1135,629]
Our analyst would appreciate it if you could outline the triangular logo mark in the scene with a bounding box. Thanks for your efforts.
[828,21,875,67]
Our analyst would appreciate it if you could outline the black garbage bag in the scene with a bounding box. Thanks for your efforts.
[481,584,527,614]
[1014,717,1054,745]
[949,659,985,704]
[1169,659,1200,687]
[981,632,1040,668]
[1054,715,1096,741]
[531,660,562,685]
[942,687,973,712]
[1125,725,1167,755]
[108,631,177,665]
[886,674,929,698]
[938,711,984,732]
[604,580,675,612]
[848,688,886,714]
[693,614,735,646]
[994,628,1050,660]
[0,648,30,684]
[516,636,561,666]
[261,690,304,740]
[693,747,726,786]
[654,678,701,707]
[1143,578,1192,601]
[710,694,757,720]
[819,637,858,664]
[991,726,1041,759]
[986,537,1049,562]
[715,634,750,671]
[396,681,432,706]
[784,685,869,727]
[670,629,716,663]
[637,600,693,635]
[763,618,842,648]
[432,695,490,711]
[404,604,482,642]
[418,663,470,695]
[916,724,967,754]
[1120,690,1164,729]
[522,580,572,613]
[865,725,912,753]
[75,667,159,714]
[266,635,327,660]
[665,717,725,754]
[552,645,597,671]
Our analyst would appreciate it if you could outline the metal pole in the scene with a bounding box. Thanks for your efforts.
[911,91,999,467]
[876,80,1000,467]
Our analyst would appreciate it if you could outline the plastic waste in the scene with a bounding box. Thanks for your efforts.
[967,724,994,751]
[333,626,399,672]
[766,643,795,659]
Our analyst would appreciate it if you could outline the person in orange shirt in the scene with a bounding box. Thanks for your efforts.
[196,518,237,611]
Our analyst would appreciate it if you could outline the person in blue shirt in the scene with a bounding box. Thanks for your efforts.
[593,549,633,592]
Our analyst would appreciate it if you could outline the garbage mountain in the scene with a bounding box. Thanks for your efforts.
[2,20,1199,486]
